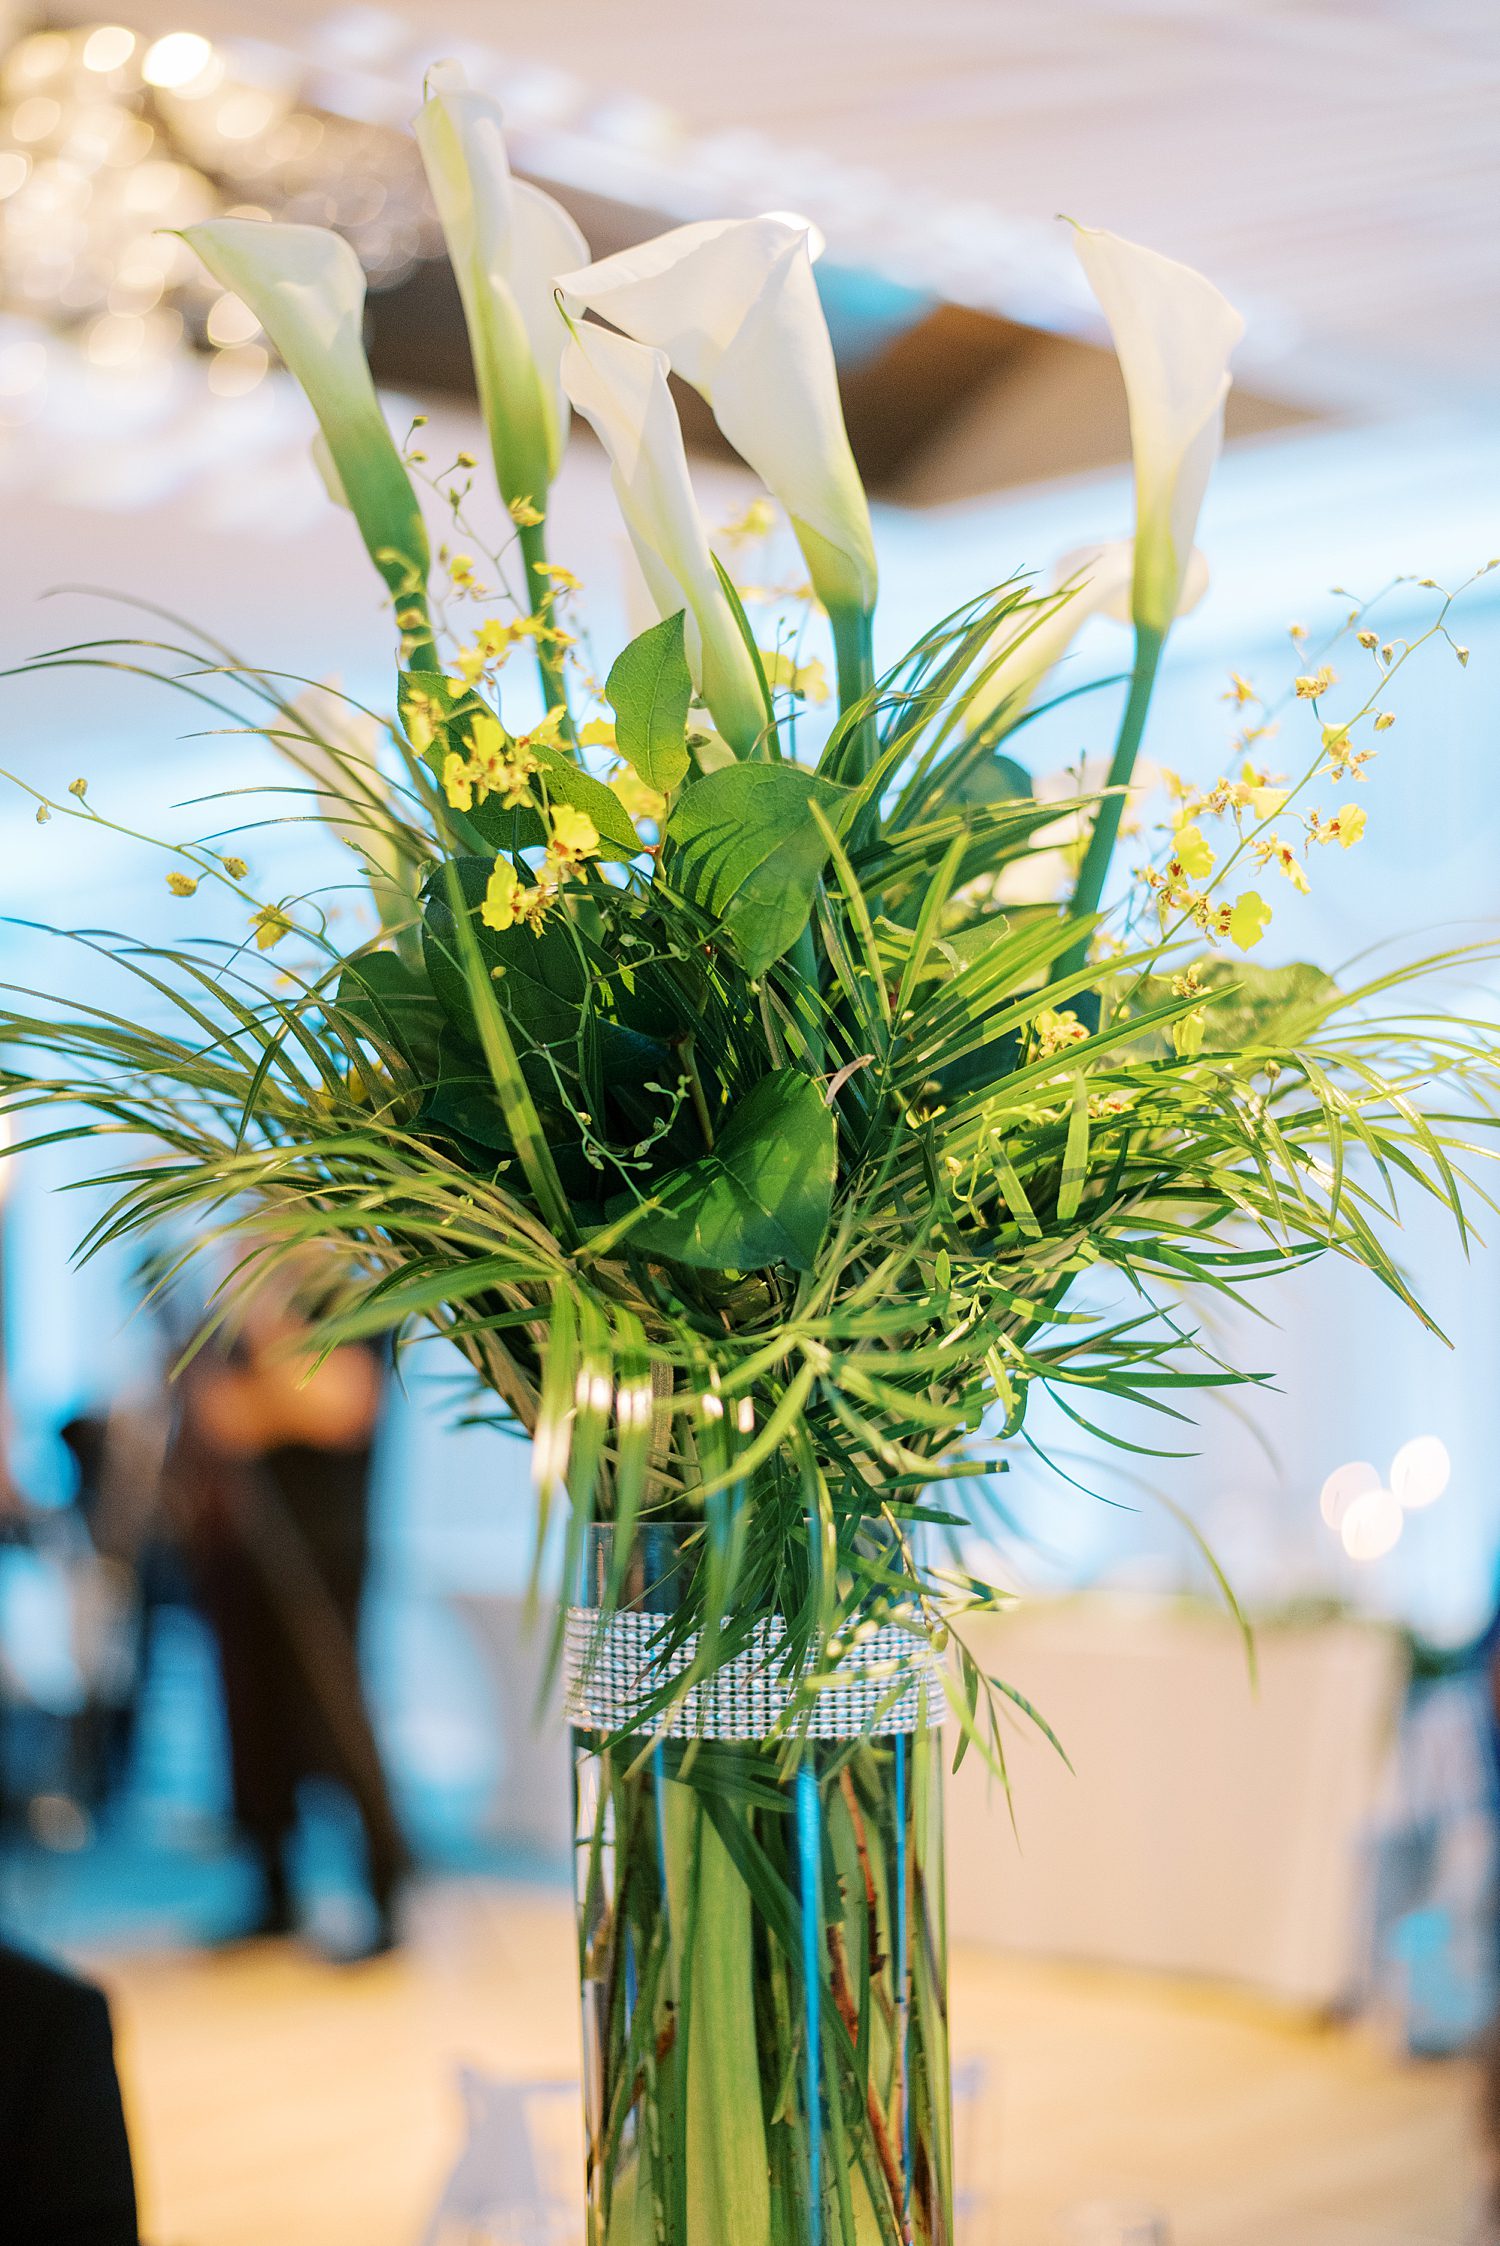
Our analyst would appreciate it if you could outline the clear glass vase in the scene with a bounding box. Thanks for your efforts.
[569,1523,953,2246]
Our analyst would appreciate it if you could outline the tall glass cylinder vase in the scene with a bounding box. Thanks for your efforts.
[568,1524,953,2246]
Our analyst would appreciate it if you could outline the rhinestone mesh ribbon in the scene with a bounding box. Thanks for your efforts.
[563,1607,944,1740]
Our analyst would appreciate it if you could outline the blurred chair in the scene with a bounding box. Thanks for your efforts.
[1367,1670,1499,2053]
[947,1598,1405,2007]
[952,2054,995,2245]
[419,2066,579,2245]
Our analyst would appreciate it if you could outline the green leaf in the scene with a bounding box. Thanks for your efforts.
[607,611,693,793]
[1197,961,1338,1050]
[334,950,443,1085]
[662,762,848,978]
[949,749,1033,809]
[525,738,644,861]
[423,1022,512,1149]
[612,1069,835,1273]
[421,858,598,1110]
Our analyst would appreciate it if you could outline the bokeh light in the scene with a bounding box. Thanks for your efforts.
[1390,1434,1451,1509]
[1340,1487,1405,1562]
[1319,1458,1379,1531]
[80,26,136,75]
[140,33,215,93]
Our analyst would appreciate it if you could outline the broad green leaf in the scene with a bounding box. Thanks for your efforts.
[612,1069,836,1273]
[334,950,442,1085]
[949,749,1033,808]
[662,762,848,978]
[606,611,693,792]
[181,221,432,654]
[423,1021,512,1149]
[422,858,599,1111]
[1197,961,1339,1050]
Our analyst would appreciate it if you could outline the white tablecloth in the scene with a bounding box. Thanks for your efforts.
[946,1600,1406,2008]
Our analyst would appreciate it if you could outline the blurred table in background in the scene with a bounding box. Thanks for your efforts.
[949,1601,1406,2008]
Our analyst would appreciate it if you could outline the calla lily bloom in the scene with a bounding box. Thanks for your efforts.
[414,70,587,516]
[561,321,767,757]
[182,220,432,653]
[558,217,877,623]
[970,538,1209,734]
[1070,224,1244,640]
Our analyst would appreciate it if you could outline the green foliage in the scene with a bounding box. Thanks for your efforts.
[496,740,643,863]
[662,762,848,978]
[607,611,695,793]
[612,1069,836,1274]
[335,950,443,1087]
[2,492,1494,1777]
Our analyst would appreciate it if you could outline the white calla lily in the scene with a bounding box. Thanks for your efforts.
[182,220,431,649]
[558,217,877,622]
[970,538,1208,734]
[414,72,587,515]
[1070,223,1243,639]
[561,321,767,756]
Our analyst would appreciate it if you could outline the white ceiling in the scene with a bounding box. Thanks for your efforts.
[83,0,1500,417]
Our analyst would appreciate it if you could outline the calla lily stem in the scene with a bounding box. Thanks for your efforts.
[831,604,878,794]
[518,515,575,738]
[1059,621,1164,986]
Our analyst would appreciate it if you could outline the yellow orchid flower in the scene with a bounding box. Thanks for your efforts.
[1228,892,1272,949]
[545,803,601,874]
[1170,821,1215,882]
[480,860,521,931]
[480,860,554,934]
[442,752,475,813]
[251,905,293,951]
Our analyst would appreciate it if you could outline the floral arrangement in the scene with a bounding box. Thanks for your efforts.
[4,64,1494,2245]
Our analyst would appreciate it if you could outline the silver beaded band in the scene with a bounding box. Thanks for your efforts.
[562,1607,944,1741]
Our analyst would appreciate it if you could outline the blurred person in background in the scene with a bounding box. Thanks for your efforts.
[0,1939,139,2243]
[56,1393,174,1820]
[165,1257,409,1958]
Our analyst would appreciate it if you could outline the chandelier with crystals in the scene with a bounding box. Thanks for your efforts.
[0,16,442,407]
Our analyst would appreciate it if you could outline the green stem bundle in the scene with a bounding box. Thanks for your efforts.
[575,1733,952,2246]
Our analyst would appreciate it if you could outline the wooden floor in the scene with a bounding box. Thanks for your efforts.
[88,1878,1483,2246]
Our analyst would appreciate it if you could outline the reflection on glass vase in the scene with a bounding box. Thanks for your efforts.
[568,1524,954,2246]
